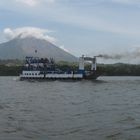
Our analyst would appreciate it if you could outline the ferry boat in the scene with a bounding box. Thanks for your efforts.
[20,55,99,80]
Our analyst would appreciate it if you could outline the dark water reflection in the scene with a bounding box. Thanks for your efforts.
[0,76,140,140]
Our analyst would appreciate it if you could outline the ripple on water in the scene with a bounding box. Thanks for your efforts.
[0,76,140,140]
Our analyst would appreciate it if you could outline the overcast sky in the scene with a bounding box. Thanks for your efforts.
[1,0,140,63]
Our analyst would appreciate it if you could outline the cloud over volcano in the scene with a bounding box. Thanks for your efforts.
[3,27,56,44]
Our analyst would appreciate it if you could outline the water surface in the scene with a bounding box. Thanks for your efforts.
[0,76,140,140]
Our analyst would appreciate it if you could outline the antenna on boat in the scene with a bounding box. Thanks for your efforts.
[34,49,38,58]
[35,50,37,54]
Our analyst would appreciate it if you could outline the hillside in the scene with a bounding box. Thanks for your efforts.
[0,36,77,62]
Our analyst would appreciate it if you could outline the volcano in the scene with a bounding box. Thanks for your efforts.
[0,36,77,62]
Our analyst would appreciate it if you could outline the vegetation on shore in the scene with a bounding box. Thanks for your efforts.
[0,59,140,76]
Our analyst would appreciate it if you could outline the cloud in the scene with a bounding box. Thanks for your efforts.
[3,27,57,44]
[110,0,140,5]
[46,0,55,3]
[48,10,139,36]
[16,0,39,7]
[2,0,140,36]
[59,45,69,52]
[15,0,55,7]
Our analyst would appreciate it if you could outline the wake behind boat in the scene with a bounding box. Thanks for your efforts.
[20,55,99,80]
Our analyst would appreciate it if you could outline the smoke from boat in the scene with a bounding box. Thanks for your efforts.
[96,54,124,59]
[96,49,140,60]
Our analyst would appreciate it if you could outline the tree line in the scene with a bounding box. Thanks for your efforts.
[0,60,140,76]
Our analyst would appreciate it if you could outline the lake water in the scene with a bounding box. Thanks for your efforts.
[0,76,140,140]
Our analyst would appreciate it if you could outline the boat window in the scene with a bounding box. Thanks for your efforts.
[35,73,37,75]
[32,73,34,75]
